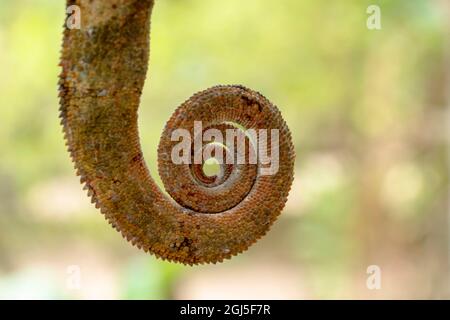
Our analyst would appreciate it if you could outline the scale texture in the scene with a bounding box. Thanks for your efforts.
[59,0,295,265]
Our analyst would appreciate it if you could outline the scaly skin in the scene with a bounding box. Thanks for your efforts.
[59,0,295,265]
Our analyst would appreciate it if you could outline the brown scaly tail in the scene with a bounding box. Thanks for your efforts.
[59,0,295,265]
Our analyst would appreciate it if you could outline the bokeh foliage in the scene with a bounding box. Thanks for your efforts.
[0,0,448,299]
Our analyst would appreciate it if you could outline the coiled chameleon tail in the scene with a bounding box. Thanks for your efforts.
[59,0,295,265]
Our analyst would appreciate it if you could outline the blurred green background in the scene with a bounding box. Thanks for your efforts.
[0,0,448,299]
